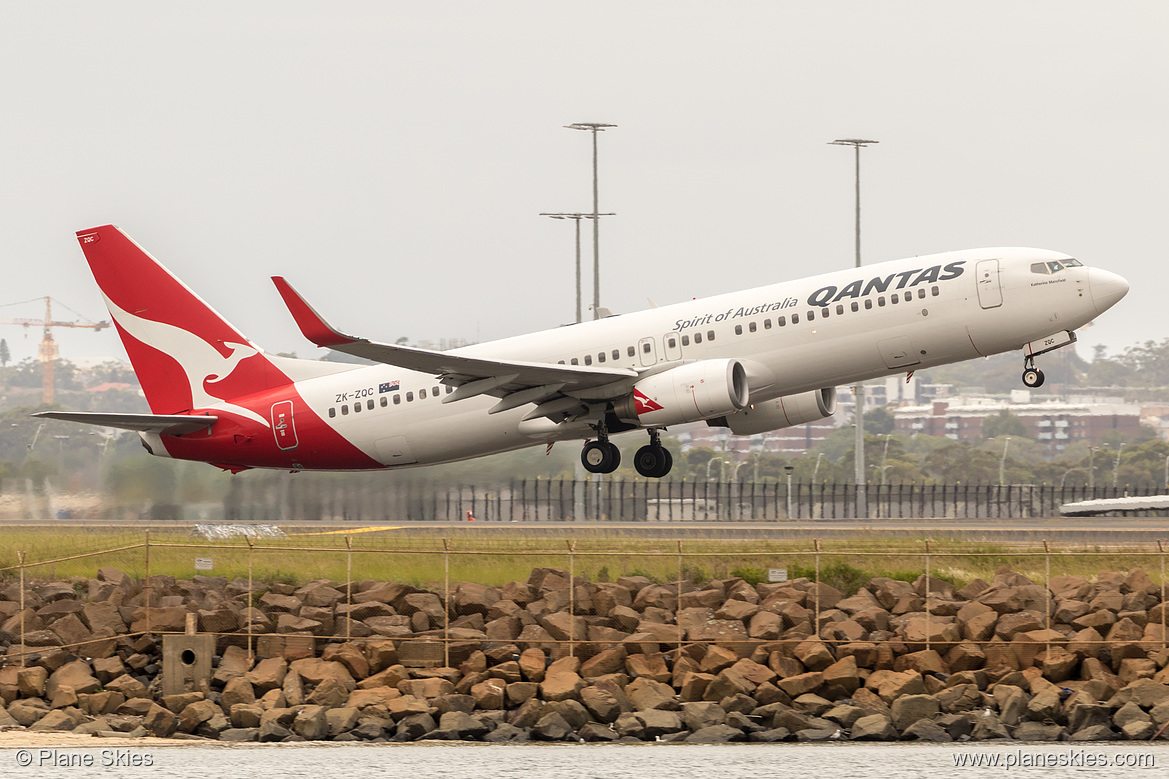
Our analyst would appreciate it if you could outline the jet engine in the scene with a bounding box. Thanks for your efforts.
[708,387,837,435]
[614,359,749,427]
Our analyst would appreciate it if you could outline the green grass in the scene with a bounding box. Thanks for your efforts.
[0,525,1165,592]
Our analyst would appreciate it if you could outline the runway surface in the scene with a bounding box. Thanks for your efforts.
[2,516,1166,544]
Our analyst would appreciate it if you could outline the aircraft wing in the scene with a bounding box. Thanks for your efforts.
[32,411,218,435]
[272,277,637,417]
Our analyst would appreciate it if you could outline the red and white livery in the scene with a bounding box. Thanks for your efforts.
[39,226,1129,478]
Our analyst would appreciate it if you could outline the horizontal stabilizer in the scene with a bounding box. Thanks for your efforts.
[32,411,217,435]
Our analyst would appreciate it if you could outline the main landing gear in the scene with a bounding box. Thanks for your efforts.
[634,429,673,479]
[579,427,674,478]
[581,431,621,474]
[1021,356,1045,388]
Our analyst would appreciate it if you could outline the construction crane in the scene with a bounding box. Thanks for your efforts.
[0,297,110,405]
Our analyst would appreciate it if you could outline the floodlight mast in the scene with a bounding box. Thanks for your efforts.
[566,123,616,319]
[829,138,878,518]
[540,213,615,324]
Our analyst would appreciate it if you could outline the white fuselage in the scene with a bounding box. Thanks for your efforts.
[261,247,1118,469]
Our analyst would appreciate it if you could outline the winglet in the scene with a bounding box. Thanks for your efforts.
[272,276,360,347]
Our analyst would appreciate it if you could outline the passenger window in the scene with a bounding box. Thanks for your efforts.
[367,399,375,410]
[419,388,427,399]
[584,355,592,365]
[707,330,715,341]
[735,325,743,335]
[571,358,579,365]
[764,319,772,329]
[627,346,635,357]
[642,342,652,353]
[865,299,873,310]
[931,286,939,296]
[851,301,859,312]
[878,297,886,307]
[329,408,336,418]
[667,337,677,348]
[748,322,757,333]
[778,316,786,326]
[807,310,815,321]
[891,293,899,304]
[406,392,414,402]
[836,304,844,315]
[446,385,453,394]
[354,403,361,413]
[433,386,440,396]
[694,332,703,344]
[791,313,799,324]
[394,395,401,405]
[558,360,565,364]
[341,405,349,416]
[380,397,387,407]
[682,335,690,346]
[597,352,605,363]
[612,349,619,360]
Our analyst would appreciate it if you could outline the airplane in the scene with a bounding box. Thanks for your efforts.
[36,225,1129,479]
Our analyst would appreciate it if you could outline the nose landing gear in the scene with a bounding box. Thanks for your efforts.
[1022,356,1045,388]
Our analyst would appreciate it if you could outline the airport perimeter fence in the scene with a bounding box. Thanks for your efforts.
[210,478,1168,523]
[2,532,1168,672]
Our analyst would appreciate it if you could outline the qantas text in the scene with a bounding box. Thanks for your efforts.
[806,261,966,307]
[672,261,965,332]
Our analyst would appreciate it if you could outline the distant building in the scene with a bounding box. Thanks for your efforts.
[892,391,1145,450]
[673,416,837,457]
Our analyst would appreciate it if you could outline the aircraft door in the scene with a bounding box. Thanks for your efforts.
[976,259,1003,309]
[663,333,682,361]
[638,337,658,367]
[271,400,299,451]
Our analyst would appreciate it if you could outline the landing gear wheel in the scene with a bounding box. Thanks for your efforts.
[634,445,673,478]
[1022,368,1045,388]
[581,440,621,474]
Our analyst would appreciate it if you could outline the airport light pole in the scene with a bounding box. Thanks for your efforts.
[1088,445,1101,490]
[812,452,826,483]
[830,139,878,517]
[540,213,615,324]
[785,466,794,519]
[999,437,1011,486]
[1113,442,1126,489]
[566,123,616,319]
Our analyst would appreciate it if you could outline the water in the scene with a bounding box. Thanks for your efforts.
[2,742,1166,778]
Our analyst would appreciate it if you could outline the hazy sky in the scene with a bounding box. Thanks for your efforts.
[2,2,1165,370]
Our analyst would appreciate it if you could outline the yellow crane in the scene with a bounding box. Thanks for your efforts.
[0,297,110,404]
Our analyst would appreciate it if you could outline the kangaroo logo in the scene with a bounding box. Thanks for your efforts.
[102,294,271,428]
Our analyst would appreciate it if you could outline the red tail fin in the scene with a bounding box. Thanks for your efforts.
[76,226,287,418]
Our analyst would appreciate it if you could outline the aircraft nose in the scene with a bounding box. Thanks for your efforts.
[1088,267,1130,316]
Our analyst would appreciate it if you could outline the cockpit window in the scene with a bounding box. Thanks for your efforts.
[1031,260,1078,275]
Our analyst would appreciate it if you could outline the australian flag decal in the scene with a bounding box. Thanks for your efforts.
[379,381,400,393]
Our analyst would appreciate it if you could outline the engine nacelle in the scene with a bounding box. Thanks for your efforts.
[614,359,749,427]
[709,387,837,435]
